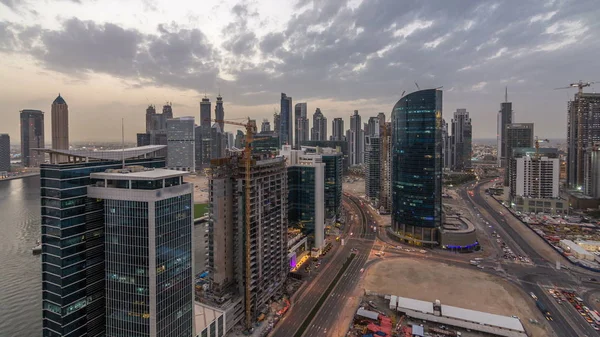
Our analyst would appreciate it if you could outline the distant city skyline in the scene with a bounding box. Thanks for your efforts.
[1,0,599,141]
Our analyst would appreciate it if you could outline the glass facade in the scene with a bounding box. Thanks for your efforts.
[40,158,165,337]
[322,154,342,221]
[288,166,317,238]
[391,89,442,245]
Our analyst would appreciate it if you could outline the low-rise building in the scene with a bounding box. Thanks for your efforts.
[576,240,600,252]
[560,239,595,261]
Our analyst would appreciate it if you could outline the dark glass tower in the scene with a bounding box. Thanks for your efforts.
[280,93,292,146]
[391,89,443,246]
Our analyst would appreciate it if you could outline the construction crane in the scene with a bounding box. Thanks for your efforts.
[534,136,550,157]
[554,81,599,186]
[207,117,268,330]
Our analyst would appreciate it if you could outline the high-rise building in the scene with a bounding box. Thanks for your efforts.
[366,116,380,137]
[379,122,392,214]
[349,110,363,165]
[391,89,443,246]
[138,104,170,158]
[504,123,534,186]
[215,94,224,131]
[167,117,195,172]
[331,118,344,141]
[441,119,451,169]
[51,94,69,151]
[88,167,194,337]
[206,153,288,331]
[585,147,600,198]
[450,109,472,171]
[195,125,203,171]
[497,87,513,167]
[210,123,226,159]
[225,131,234,149]
[261,119,271,133]
[281,145,326,249]
[280,93,293,146]
[20,109,45,167]
[273,113,280,136]
[200,96,212,127]
[311,108,327,141]
[377,112,386,129]
[163,102,173,119]
[39,146,166,337]
[365,135,381,203]
[234,130,244,148]
[0,134,10,172]
[301,140,349,175]
[567,92,600,190]
[294,103,309,148]
[145,104,157,132]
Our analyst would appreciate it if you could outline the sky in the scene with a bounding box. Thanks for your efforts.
[1,0,599,142]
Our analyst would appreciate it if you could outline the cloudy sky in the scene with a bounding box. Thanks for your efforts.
[1,0,599,142]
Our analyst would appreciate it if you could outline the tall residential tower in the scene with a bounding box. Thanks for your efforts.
[280,93,293,146]
[497,88,513,167]
[20,109,45,167]
[51,94,69,151]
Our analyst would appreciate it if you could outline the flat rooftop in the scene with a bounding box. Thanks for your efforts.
[91,168,188,180]
[194,302,224,334]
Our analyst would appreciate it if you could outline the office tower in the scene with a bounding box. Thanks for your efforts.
[441,119,450,169]
[331,118,344,141]
[450,109,472,171]
[215,94,224,131]
[273,112,280,136]
[294,103,309,148]
[0,134,9,172]
[280,93,293,146]
[51,94,69,151]
[145,104,157,132]
[210,123,226,159]
[567,92,600,190]
[163,102,173,119]
[39,146,166,337]
[20,109,45,167]
[504,123,534,186]
[365,135,381,203]
[225,132,234,149]
[379,122,392,214]
[301,140,349,175]
[377,112,386,128]
[138,104,170,158]
[234,130,244,148]
[253,129,280,156]
[391,89,443,246]
[366,116,380,137]
[201,96,212,127]
[206,153,288,331]
[311,108,327,141]
[261,119,271,133]
[167,117,195,172]
[88,167,194,337]
[281,145,326,249]
[194,126,203,171]
[497,87,513,167]
[349,110,363,165]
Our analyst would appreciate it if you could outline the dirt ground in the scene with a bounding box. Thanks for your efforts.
[343,177,365,196]
[184,174,209,204]
[363,258,554,337]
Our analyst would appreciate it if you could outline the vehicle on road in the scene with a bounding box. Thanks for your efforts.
[530,292,538,300]
[470,260,479,266]
[536,300,552,320]
[368,301,377,309]
[419,250,426,254]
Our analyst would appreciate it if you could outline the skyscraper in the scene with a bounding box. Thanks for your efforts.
[197,97,212,169]
[88,167,194,337]
[145,104,157,132]
[366,116,380,137]
[441,119,451,169]
[497,87,513,167]
[379,122,392,214]
[0,134,10,172]
[280,93,293,146]
[200,96,211,127]
[210,123,226,159]
[450,109,472,171]
[163,102,173,119]
[138,104,170,158]
[261,119,271,133]
[294,103,309,148]
[365,135,381,202]
[567,92,600,190]
[20,109,45,167]
[349,110,363,165]
[273,112,280,136]
[311,108,327,141]
[504,123,534,186]
[167,117,195,172]
[215,94,224,131]
[331,118,344,141]
[391,89,443,246]
[51,94,69,151]
[39,146,166,337]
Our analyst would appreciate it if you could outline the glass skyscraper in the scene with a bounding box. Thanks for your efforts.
[391,89,443,246]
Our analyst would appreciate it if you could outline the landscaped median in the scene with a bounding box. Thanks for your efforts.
[294,252,356,337]
[193,203,208,219]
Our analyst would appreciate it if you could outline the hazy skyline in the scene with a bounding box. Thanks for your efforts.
[1,0,599,142]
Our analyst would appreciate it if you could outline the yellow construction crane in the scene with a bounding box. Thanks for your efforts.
[207,117,269,330]
[534,136,549,157]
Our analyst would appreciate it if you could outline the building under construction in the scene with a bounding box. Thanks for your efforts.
[567,92,600,192]
[379,122,392,214]
[205,151,288,332]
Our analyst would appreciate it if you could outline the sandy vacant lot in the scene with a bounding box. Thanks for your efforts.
[183,174,209,204]
[363,258,553,337]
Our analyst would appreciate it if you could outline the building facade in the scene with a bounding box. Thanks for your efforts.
[294,103,309,148]
[280,93,293,146]
[391,89,443,246]
[311,108,327,141]
[167,117,195,172]
[20,109,45,167]
[450,109,472,171]
[261,119,271,133]
[215,95,224,131]
[379,122,392,214]
[365,136,381,203]
[331,118,344,141]
[51,94,69,151]
[349,110,363,165]
[504,123,534,186]
[497,88,514,168]
[88,168,194,337]
[0,134,10,172]
[138,104,170,158]
[567,92,600,190]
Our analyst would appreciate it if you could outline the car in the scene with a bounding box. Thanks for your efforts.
[530,292,538,300]
[591,324,600,331]
[360,268,365,273]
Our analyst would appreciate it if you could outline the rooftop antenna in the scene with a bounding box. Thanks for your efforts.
[505,86,508,102]
[415,82,421,90]
[121,118,125,169]
[401,90,406,97]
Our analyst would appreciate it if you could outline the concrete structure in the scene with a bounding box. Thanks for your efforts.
[584,146,600,198]
[365,135,381,203]
[206,153,288,331]
[511,196,568,215]
[88,167,194,337]
[294,103,309,148]
[439,216,478,251]
[137,104,171,158]
[51,94,69,152]
[441,119,451,169]
[497,88,514,168]
[261,119,271,133]
[253,131,280,156]
[167,117,195,172]
[379,122,392,214]
[194,302,226,337]
[280,93,293,146]
[311,108,327,142]
[348,110,363,165]
[392,296,526,337]
[450,109,472,171]
[196,97,212,170]
[567,92,600,190]
[215,94,224,131]
[560,239,595,261]
[504,123,534,186]
[39,146,166,337]
[0,134,10,172]
[366,116,380,138]
[20,109,45,167]
[576,240,600,252]
[301,140,349,174]
[273,112,280,136]
[391,89,443,246]
[331,117,345,141]
[210,123,226,159]
[281,145,326,250]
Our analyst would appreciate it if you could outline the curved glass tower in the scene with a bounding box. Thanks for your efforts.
[391,89,443,246]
